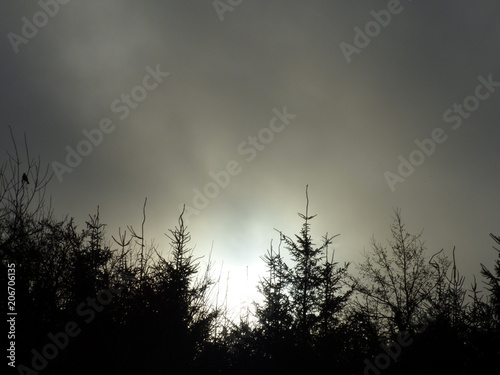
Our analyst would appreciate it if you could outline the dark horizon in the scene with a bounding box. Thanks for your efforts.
[1,166,499,373]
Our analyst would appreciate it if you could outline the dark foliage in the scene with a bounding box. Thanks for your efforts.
[1,142,499,374]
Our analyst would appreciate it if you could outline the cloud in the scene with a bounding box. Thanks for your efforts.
[1,0,499,310]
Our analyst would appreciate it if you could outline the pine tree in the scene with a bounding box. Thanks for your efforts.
[255,239,293,364]
[280,186,325,345]
[255,186,352,372]
[480,233,500,328]
[146,205,218,372]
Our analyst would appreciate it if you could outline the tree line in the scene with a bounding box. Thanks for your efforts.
[1,139,499,374]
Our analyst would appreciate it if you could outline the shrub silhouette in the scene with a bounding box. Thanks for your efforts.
[1,138,499,374]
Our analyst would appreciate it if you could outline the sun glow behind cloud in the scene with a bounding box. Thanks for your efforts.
[1,0,499,323]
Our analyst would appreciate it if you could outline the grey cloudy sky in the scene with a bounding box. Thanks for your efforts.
[1,0,499,313]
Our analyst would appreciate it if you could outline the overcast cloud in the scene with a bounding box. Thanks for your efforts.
[1,0,499,312]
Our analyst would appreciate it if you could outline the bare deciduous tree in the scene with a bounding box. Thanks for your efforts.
[354,208,445,337]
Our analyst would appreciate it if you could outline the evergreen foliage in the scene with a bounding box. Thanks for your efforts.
[1,143,498,374]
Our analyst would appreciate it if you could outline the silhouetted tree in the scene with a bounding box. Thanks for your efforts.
[279,188,341,347]
[252,186,352,373]
[462,232,500,372]
[138,206,219,373]
[2,133,500,374]
[317,237,351,337]
[481,233,500,326]
[354,208,445,337]
[254,239,293,371]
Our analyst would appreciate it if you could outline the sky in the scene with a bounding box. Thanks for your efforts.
[1,0,499,316]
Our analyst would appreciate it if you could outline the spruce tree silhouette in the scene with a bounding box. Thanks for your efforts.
[252,185,353,374]
[2,132,500,374]
[481,233,500,324]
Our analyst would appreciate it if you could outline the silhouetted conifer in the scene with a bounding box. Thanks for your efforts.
[2,136,499,374]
